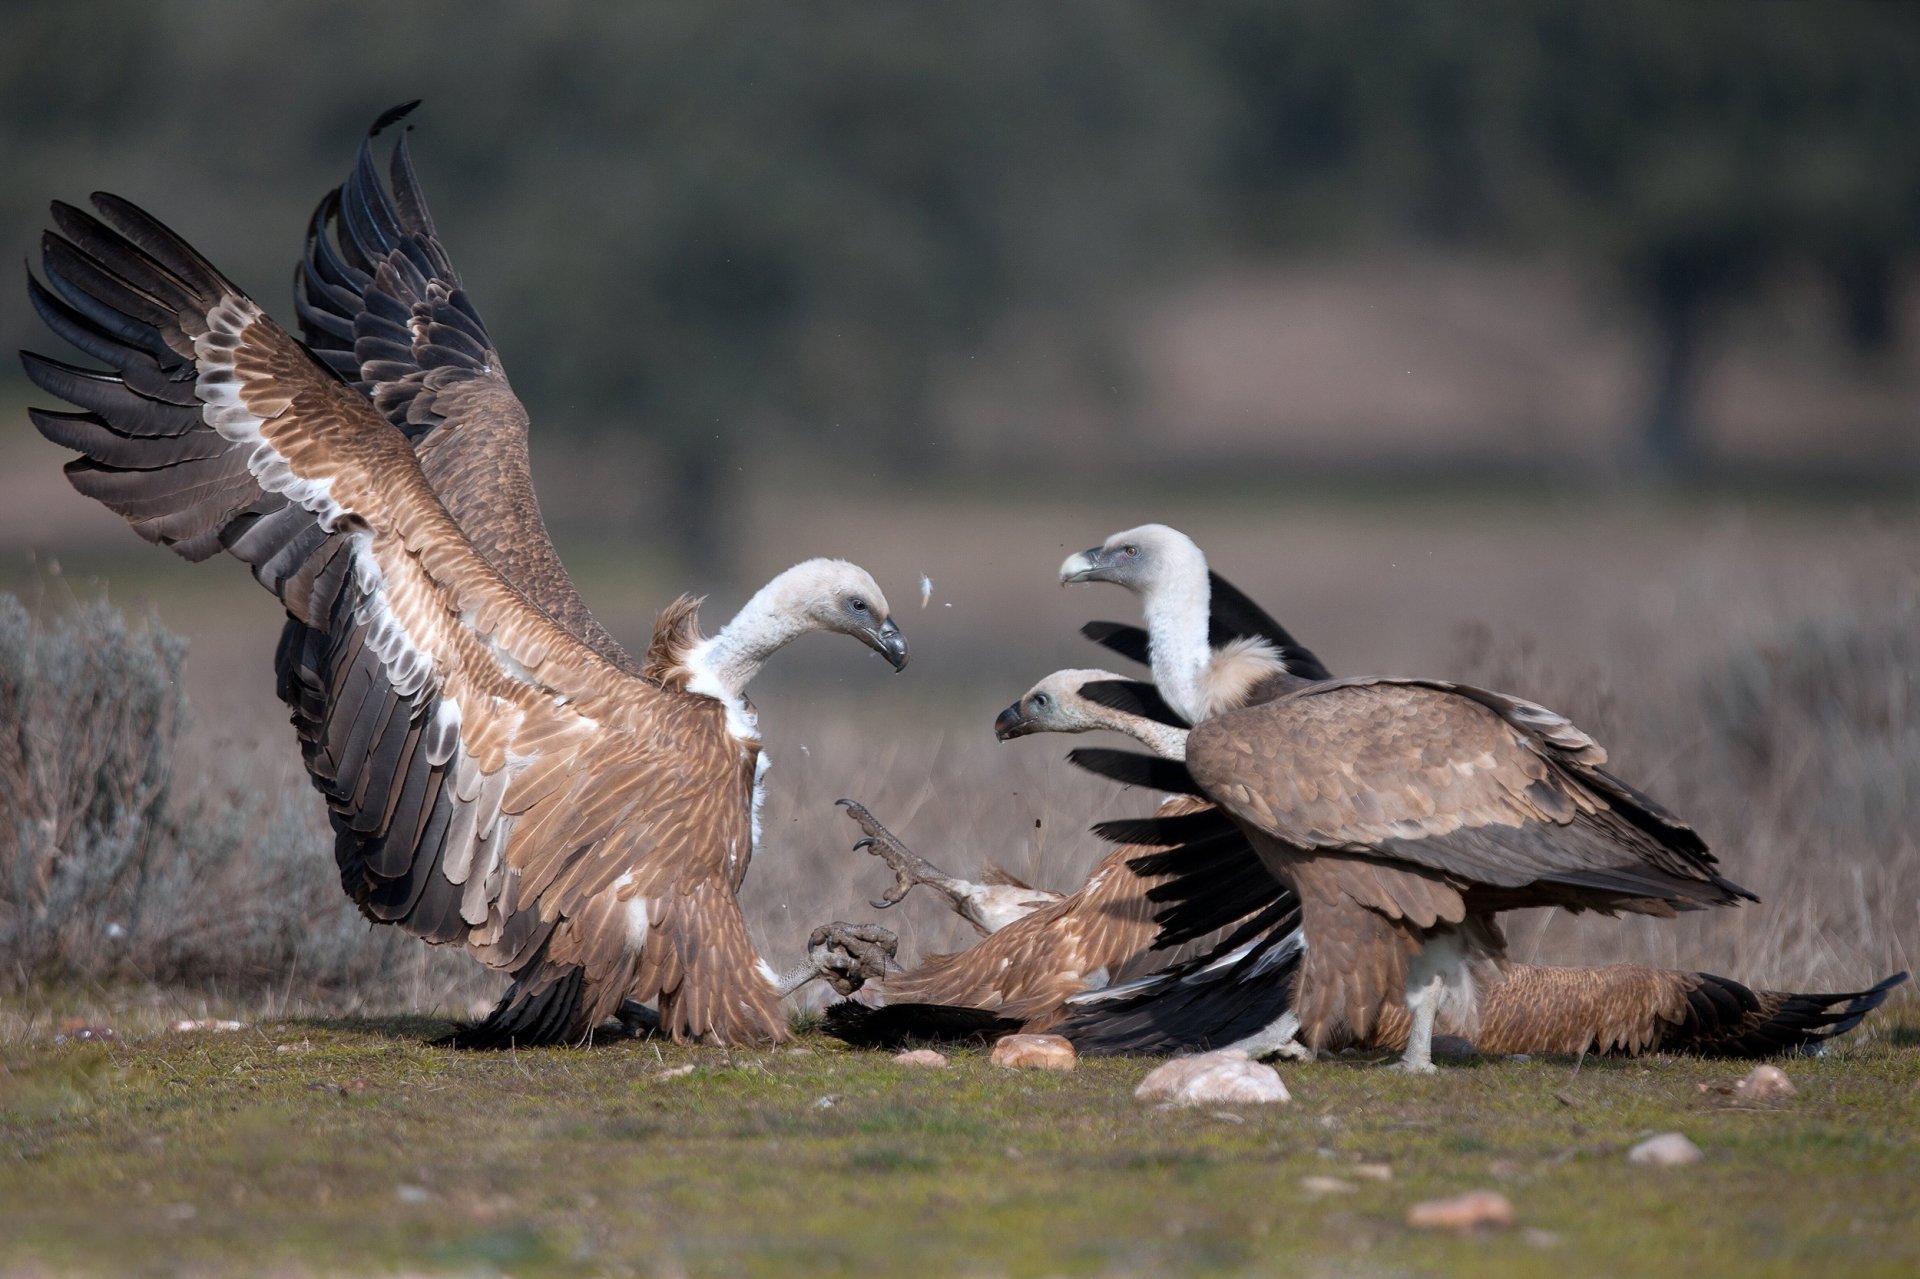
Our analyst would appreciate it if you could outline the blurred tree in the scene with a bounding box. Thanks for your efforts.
[1180,0,1920,473]
[2,1,1224,571]
[6,0,1917,556]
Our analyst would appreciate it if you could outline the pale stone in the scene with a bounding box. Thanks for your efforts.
[1352,1163,1394,1182]
[893,1048,949,1068]
[1627,1132,1703,1166]
[1733,1064,1795,1100]
[1405,1189,1515,1231]
[1300,1176,1356,1196]
[990,1033,1077,1071]
[1134,1049,1291,1105]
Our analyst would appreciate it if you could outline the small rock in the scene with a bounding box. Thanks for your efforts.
[53,1026,117,1044]
[812,1094,840,1110]
[990,1033,1076,1072]
[395,1184,432,1205]
[1209,1110,1246,1124]
[1627,1132,1702,1166]
[1733,1064,1794,1100]
[1352,1163,1394,1182]
[892,1048,948,1068]
[1432,1034,1479,1060]
[171,1019,246,1033]
[1135,1050,1290,1106]
[1301,1176,1356,1196]
[275,1040,311,1054]
[1405,1189,1514,1232]
[650,1064,697,1082]
[161,1203,198,1223]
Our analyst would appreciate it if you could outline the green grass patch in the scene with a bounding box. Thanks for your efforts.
[3,1011,1916,1277]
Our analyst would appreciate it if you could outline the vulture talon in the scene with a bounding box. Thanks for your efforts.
[803,921,901,996]
[841,797,961,912]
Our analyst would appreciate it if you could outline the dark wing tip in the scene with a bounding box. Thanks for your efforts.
[371,100,424,136]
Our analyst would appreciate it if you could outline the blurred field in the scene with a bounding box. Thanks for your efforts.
[2,392,1913,1023]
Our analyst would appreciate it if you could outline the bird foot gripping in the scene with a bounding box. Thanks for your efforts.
[838,798,959,911]
[803,921,901,996]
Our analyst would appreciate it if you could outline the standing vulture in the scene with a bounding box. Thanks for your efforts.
[1061,524,1901,1069]
[21,184,909,1047]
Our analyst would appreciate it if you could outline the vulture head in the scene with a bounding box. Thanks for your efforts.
[993,668,1132,740]
[787,559,909,670]
[1058,523,1207,598]
[1059,523,1215,724]
[692,559,908,702]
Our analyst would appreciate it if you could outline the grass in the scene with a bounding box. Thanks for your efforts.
[2,1010,1917,1277]
[1,485,1915,1274]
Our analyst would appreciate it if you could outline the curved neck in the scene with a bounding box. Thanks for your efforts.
[691,572,815,701]
[1145,569,1211,725]
[1076,704,1191,761]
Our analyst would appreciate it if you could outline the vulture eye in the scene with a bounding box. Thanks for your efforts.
[1031,692,1050,708]
[849,598,869,615]
[1121,544,1139,558]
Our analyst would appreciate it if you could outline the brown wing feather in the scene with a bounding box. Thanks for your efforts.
[26,195,782,1047]
[1187,678,1749,912]
[294,113,637,674]
[879,797,1277,1029]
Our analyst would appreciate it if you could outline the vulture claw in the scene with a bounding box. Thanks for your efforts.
[840,797,958,913]
[805,921,900,996]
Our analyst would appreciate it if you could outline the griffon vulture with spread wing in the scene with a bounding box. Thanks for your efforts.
[22,163,907,1047]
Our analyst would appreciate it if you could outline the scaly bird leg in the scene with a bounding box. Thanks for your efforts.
[1391,971,1445,1074]
[838,798,973,913]
[774,921,901,997]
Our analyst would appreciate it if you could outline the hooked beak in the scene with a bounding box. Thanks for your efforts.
[992,701,1034,741]
[868,617,909,671]
[1059,546,1105,585]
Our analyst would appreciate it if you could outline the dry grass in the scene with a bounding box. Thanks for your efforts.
[0,486,1914,1036]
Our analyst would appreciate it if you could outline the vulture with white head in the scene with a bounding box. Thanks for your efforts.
[21,164,908,1046]
[1060,524,1903,1067]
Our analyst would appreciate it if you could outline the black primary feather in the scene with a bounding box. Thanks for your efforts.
[1081,620,1150,667]
[1080,573,1333,682]
[1077,678,1187,728]
[1093,809,1227,847]
[1067,748,1200,795]
[371,99,423,135]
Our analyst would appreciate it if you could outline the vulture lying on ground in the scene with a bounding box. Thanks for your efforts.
[1059,524,1904,1068]
[823,669,1303,1049]
[22,147,907,1047]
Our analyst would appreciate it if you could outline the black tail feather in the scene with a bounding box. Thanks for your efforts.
[439,964,588,1049]
[821,1000,1023,1049]
[1668,971,1907,1059]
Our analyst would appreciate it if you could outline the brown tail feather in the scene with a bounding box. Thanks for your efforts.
[1374,962,1907,1058]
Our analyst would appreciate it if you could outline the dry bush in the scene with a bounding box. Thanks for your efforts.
[0,595,496,1015]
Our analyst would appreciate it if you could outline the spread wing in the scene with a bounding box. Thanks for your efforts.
[1185,677,1752,910]
[22,194,781,1045]
[293,104,637,675]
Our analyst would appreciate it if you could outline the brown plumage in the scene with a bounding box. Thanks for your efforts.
[822,671,1301,1050]
[292,104,635,674]
[1183,674,1754,1064]
[23,191,906,1048]
[1064,523,1780,1070]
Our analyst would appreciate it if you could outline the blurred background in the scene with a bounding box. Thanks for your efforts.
[1,2,1914,1026]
